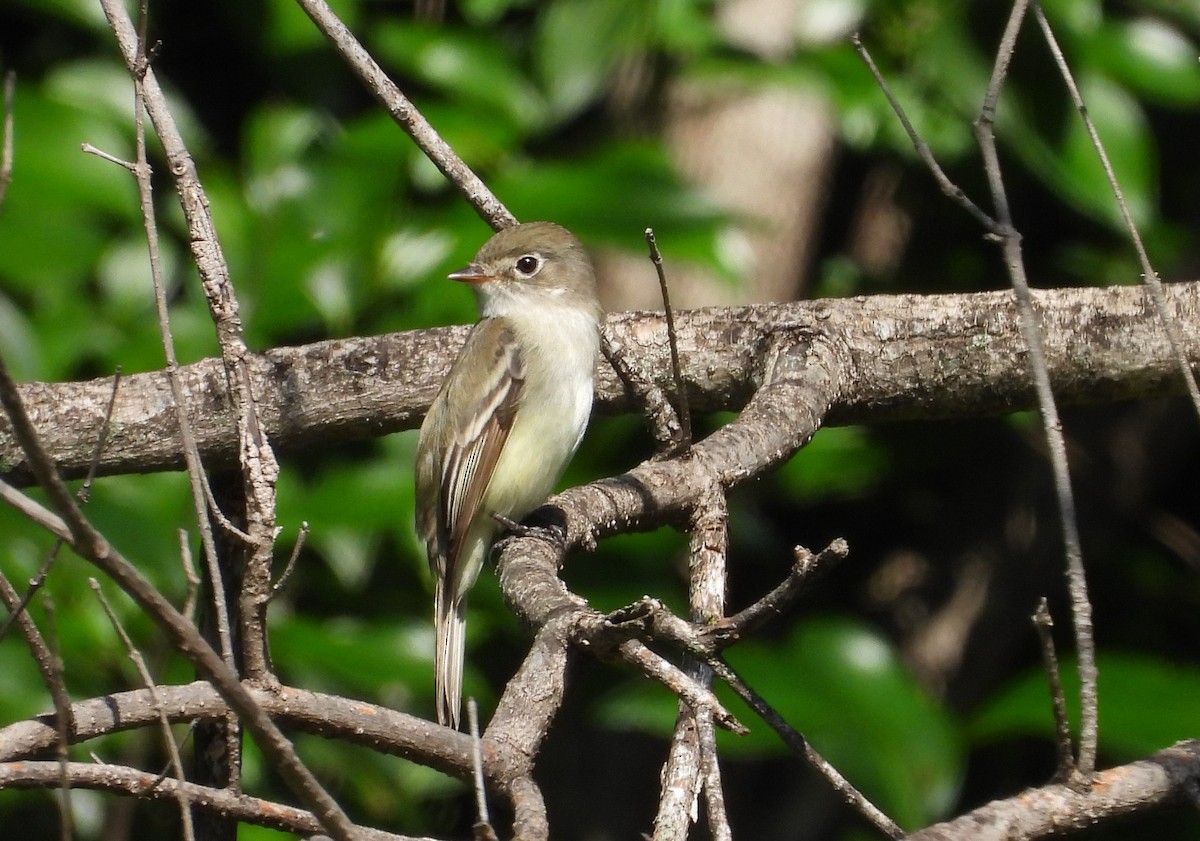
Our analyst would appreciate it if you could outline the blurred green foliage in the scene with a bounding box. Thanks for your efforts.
[2,0,1199,839]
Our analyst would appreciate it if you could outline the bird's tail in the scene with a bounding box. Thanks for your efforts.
[434,578,466,730]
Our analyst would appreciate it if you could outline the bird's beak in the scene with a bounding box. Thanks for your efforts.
[447,264,495,284]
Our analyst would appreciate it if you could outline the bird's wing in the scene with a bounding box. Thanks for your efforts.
[430,318,525,584]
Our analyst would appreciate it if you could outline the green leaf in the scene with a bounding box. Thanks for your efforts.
[534,0,648,121]
[970,651,1200,760]
[774,426,889,502]
[1061,73,1156,227]
[490,141,727,263]
[460,0,536,26]
[1092,18,1200,108]
[270,614,431,701]
[1004,71,1156,230]
[264,0,360,54]
[373,22,547,133]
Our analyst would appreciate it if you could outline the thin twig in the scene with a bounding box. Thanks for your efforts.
[88,578,195,841]
[0,762,415,841]
[39,593,76,841]
[972,0,1097,778]
[0,70,16,211]
[617,640,747,735]
[0,552,56,644]
[856,4,1099,779]
[80,142,136,171]
[119,0,239,680]
[726,540,849,638]
[200,476,254,543]
[600,329,685,450]
[467,698,497,841]
[99,0,283,684]
[0,480,71,541]
[41,366,123,631]
[122,3,248,806]
[292,0,515,230]
[708,656,905,840]
[179,529,200,624]
[77,367,122,505]
[270,521,309,599]
[583,542,847,668]
[850,36,1001,236]
[1033,598,1075,781]
[645,228,692,453]
[0,569,77,840]
[698,715,731,841]
[0,367,120,645]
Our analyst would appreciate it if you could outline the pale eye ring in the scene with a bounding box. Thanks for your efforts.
[515,254,542,276]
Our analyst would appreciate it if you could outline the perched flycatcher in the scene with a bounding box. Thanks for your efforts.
[415,221,603,729]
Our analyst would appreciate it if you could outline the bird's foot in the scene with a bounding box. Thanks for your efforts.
[491,511,567,545]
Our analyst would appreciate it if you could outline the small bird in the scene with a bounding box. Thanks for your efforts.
[415,221,603,729]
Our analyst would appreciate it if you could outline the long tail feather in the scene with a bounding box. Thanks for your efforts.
[434,578,466,729]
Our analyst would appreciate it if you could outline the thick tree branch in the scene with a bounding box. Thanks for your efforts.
[909,740,1200,841]
[0,680,551,825]
[0,761,423,841]
[0,683,461,774]
[3,283,1197,487]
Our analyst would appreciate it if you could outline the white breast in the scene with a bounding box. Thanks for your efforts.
[481,305,601,520]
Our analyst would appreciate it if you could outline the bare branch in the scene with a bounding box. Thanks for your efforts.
[726,540,849,639]
[698,716,731,841]
[0,480,72,541]
[0,682,458,770]
[5,286,1200,486]
[467,698,492,832]
[652,710,702,841]
[857,4,1100,779]
[36,594,74,841]
[651,479,729,837]
[0,573,75,739]
[0,761,424,841]
[270,520,309,599]
[76,366,122,505]
[292,0,515,230]
[971,0,1097,778]
[600,327,686,450]
[80,141,136,171]
[909,741,1200,841]
[850,36,1000,235]
[179,529,200,624]
[0,367,119,645]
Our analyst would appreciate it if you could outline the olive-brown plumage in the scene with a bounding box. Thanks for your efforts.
[415,222,603,728]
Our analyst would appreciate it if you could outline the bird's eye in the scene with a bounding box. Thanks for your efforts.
[514,254,542,276]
